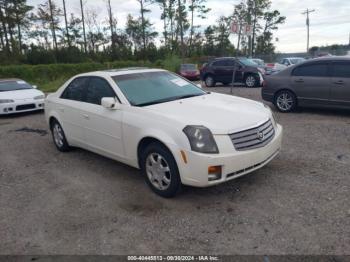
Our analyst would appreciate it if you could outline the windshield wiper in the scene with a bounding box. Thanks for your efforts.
[136,93,205,107]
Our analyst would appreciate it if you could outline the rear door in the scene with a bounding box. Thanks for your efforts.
[211,60,227,82]
[59,77,89,145]
[290,62,331,106]
[330,61,350,107]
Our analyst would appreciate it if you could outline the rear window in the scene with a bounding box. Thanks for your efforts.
[0,80,33,92]
[332,62,350,78]
[292,63,329,77]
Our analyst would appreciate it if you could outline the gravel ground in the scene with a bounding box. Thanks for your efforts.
[0,86,349,255]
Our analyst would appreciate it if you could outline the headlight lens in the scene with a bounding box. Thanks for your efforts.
[34,95,45,100]
[183,125,219,154]
[0,99,14,104]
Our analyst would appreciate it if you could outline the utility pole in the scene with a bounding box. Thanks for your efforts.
[302,8,315,54]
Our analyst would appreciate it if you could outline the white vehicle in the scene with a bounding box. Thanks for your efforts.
[45,68,283,197]
[281,57,306,66]
[0,79,45,115]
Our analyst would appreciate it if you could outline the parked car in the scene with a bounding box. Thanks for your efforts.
[281,57,306,67]
[250,58,266,75]
[179,64,200,80]
[262,56,350,112]
[265,62,288,75]
[200,57,264,88]
[0,79,45,115]
[45,68,283,197]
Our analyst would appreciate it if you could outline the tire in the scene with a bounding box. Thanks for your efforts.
[274,90,297,113]
[140,142,181,198]
[204,75,215,87]
[50,119,71,152]
[244,74,258,88]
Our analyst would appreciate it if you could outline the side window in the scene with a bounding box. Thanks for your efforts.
[61,77,88,101]
[332,62,350,78]
[212,60,226,67]
[292,63,328,77]
[85,77,116,105]
[225,60,236,67]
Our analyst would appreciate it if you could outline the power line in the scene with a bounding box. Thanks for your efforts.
[302,8,315,53]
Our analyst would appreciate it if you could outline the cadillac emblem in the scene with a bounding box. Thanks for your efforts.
[257,130,264,141]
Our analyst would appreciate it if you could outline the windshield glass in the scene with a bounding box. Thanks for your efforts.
[290,58,305,64]
[113,71,206,107]
[181,64,197,71]
[239,58,259,67]
[252,59,264,66]
[0,80,33,92]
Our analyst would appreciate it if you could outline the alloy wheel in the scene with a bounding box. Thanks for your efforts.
[276,92,293,111]
[245,76,256,87]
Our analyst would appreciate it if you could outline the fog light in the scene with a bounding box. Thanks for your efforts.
[208,166,222,181]
[3,108,8,112]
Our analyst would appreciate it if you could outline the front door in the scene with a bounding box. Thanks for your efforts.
[81,77,125,159]
[290,62,331,106]
[330,61,350,107]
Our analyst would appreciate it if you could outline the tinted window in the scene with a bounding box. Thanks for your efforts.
[332,62,350,78]
[292,63,328,77]
[225,60,236,67]
[61,77,88,101]
[212,60,226,66]
[85,77,116,105]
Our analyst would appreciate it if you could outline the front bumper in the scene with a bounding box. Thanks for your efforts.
[174,124,283,187]
[0,99,45,115]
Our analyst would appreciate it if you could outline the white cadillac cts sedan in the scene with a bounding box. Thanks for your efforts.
[45,68,283,197]
[0,79,45,115]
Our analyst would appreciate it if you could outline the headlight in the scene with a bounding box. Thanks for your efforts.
[183,125,219,154]
[34,95,45,100]
[0,99,14,104]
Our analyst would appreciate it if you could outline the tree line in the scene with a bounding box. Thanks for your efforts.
[0,0,285,65]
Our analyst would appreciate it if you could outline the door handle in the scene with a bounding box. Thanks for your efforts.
[82,114,90,120]
[295,79,304,83]
[334,80,344,85]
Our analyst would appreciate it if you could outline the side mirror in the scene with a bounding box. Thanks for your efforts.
[32,85,38,89]
[101,97,120,110]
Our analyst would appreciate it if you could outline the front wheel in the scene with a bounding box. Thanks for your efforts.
[244,74,258,88]
[274,90,297,112]
[140,142,181,198]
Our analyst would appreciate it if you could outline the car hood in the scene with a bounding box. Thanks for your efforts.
[145,92,271,135]
[0,89,44,101]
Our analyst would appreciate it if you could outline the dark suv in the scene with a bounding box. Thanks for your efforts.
[200,57,263,88]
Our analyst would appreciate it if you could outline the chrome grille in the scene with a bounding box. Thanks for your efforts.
[229,119,275,151]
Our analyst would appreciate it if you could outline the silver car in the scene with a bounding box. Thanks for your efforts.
[262,57,350,112]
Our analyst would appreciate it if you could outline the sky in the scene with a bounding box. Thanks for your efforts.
[27,0,350,53]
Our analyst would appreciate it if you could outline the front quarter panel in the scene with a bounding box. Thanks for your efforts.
[121,106,190,169]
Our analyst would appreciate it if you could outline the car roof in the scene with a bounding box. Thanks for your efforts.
[75,68,167,78]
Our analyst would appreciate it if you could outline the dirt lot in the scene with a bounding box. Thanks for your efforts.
[0,86,349,255]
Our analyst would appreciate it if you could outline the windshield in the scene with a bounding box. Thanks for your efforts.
[181,64,197,71]
[113,71,206,107]
[252,59,265,66]
[290,58,305,64]
[239,58,259,67]
[0,80,33,92]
